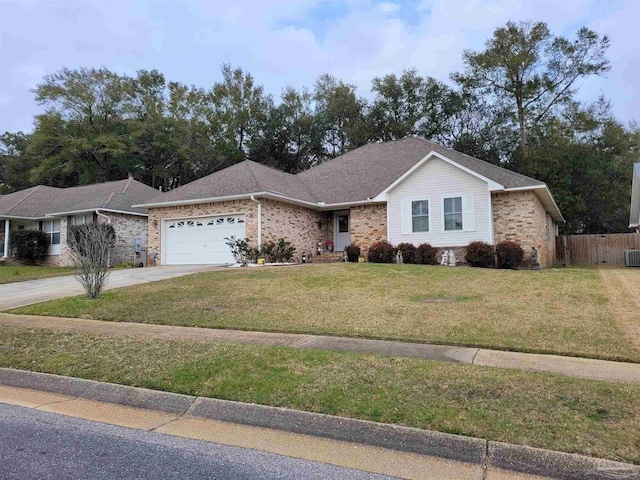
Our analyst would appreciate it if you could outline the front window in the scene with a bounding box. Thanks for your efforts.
[411,200,429,232]
[42,220,61,245]
[71,213,93,225]
[444,197,463,231]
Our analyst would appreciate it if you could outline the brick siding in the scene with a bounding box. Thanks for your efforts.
[350,203,388,255]
[492,191,557,267]
[260,199,323,261]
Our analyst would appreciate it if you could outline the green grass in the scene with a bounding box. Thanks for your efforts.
[0,265,76,284]
[1,326,639,463]
[12,263,640,362]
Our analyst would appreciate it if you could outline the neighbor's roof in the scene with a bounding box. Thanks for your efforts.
[630,163,640,228]
[0,178,161,219]
[137,137,559,219]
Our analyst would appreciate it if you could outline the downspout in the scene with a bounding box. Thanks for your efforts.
[96,210,111,224]
[250,195,262,247]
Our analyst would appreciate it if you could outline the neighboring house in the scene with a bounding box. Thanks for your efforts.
[630,163,640,232]
[0,175,161,266]
[136,137,563,267]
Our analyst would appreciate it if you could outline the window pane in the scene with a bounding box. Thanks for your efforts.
[445,213,463,231]
[412,216,429,232]
[51,233,61,245]
[412,200,428,216]
[444,197,462,214]
[53,220,61,232]
[338,215,349,233]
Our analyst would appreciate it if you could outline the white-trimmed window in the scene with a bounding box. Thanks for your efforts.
[41,220,61,246]
[443,197,463,231]
[71,213,93,225]
[411,200,429,232]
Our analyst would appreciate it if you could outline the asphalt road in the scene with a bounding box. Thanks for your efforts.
[0,404,394,480]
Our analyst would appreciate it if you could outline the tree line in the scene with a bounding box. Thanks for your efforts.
[1,21,637,234]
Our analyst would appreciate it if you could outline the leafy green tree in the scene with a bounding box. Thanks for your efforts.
[369,69,456,141]
[0,132,34,193]
[212,64,272,163]
[31,67,136,183]
[453,21,610,159]
[313,74,369,157]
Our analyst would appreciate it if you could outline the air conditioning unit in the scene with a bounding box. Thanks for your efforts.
[624,250,640,267]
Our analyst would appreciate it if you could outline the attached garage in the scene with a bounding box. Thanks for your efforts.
[163,215,246,265]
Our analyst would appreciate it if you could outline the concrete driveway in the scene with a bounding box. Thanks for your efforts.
[0,265,221,310]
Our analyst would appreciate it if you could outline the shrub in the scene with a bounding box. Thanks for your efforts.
[465,241,495,268]
[225,236,251,265]
[259,238,296,263]
[367,241,396,263]
[10,230,50,265]
[344,244,361,263]
[495,241,524,269]
[69,224,116,299]
[396,243,417,264]
[415,243,438,265]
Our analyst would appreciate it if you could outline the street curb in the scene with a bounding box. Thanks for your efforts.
[186,397,486,464]
[489,441,639,479]
[1,368,638,479]
[0,368,195,414]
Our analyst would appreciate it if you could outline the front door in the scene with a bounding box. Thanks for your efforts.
[334,211,350,251]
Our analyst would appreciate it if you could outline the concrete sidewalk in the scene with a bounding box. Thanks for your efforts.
[2,313,639,384]
[5,369,638,480]
[0,265,221,310]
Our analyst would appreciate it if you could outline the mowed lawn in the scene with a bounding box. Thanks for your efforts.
[0,265,75,284]
[1,326,639,464]
[12,263,640,362]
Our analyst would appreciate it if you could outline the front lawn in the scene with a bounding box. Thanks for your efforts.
[1,326,639,463]
[0,265,76,284]
[11,263,640,362]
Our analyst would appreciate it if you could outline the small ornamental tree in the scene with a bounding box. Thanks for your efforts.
[367,241,396,263]
[465,241,495,268]
[225,236,251,266]
[495,241,525,269]
[69,224,116,299]
[9,230,49,265]
[344,244,361,263]
[396,243,417,264]
[416,243,438,265]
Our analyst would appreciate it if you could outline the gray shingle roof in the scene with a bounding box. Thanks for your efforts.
[138,137,549,207]
[144,160,318,205]
[0,178,160,218]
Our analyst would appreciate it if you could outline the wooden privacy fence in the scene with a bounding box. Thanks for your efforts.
[556,233,640,265]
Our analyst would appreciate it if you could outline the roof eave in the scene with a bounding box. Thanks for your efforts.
[45,208,148,217]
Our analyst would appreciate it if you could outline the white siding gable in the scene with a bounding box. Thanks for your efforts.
[387,157,492,247]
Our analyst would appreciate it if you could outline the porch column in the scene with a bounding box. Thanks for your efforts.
[2,219,9,258]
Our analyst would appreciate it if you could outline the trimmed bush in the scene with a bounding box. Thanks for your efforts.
[258,238,296,263]
[495,241,525,269]
[465,241,495,268]
[9,230,49,265]
[344,244,361,263]
[367,241,396,263]
[396,243,417,264]
[415,243,438,265]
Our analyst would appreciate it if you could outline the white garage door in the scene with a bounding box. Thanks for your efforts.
[164,215,246,265]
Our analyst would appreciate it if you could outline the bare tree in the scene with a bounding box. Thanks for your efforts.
[69,224,116,299]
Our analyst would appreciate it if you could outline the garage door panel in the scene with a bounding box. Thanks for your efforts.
[164,215,245,265]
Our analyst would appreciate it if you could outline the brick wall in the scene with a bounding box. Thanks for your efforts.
[492,191,557,267]
[147,199,258,265]
[98,212,148,265]
[261,199,323,261]
[350,203,387,255]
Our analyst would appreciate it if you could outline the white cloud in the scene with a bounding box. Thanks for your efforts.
[0,0,638,134]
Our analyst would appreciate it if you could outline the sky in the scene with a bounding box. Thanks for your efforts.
[1,0,638,134]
